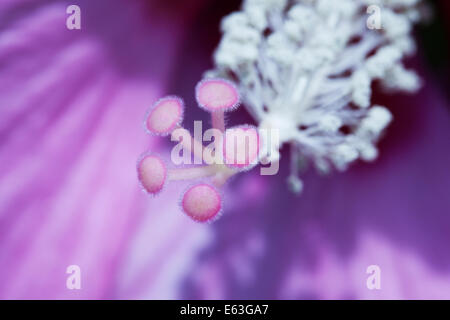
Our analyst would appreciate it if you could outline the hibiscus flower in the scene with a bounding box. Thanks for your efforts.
[0,0,449,300]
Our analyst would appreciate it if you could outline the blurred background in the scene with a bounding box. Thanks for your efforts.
[0,0,449,299]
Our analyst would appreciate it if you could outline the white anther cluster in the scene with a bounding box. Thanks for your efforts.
[206,0,424,193]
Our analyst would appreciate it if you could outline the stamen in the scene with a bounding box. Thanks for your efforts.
[223,125,260,170]
[211,110,225,132]
[196,78,240,112]
[167,165,218,181]
[138,77,260,222]
[181,183,222,223]
[197,79,239,150]
[137,155,167,194]
[145,96,184,136]
[211,166,237,187]
[287,142,303,194]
